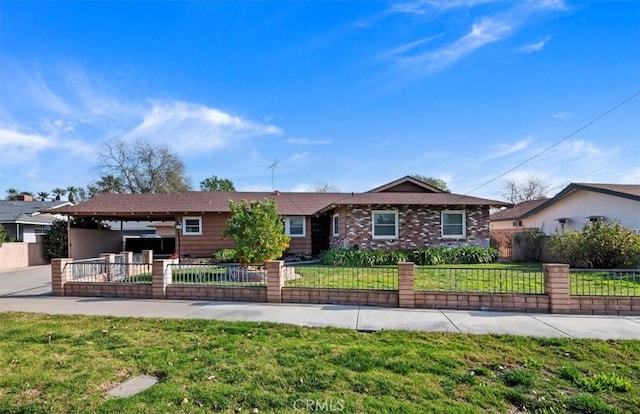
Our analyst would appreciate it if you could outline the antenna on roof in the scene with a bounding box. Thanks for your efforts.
[267,158,280,191]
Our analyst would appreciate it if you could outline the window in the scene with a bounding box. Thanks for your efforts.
[34,225,47,235]
[333,213,339,236]
[441,210,466,238]
[372,210,398,239]
[182,216,202,235]
[285,216,305,237]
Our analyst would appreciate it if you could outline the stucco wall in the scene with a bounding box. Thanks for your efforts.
[525,191,640,234]
[69,228,123,260]
[331,205,490,250]
[0,236,47,271]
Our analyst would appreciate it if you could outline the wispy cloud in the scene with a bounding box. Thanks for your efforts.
[287,138,332,145]
[389,0,498,15]
[518,40,546,53]
[126,101,282,152]
[552,112,571,119]
[486,137,533,159]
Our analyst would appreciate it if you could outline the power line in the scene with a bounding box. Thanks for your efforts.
[464,89,640,196]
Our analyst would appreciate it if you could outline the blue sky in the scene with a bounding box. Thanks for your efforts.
[1,0,639,200]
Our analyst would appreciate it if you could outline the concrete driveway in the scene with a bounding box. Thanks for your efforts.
[0,265,52,297]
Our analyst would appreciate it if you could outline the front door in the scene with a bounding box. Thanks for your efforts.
[311,214,331,256]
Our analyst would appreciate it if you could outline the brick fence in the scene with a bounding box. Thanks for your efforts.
[51,259,640,315]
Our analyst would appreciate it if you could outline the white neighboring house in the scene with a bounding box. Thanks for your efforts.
[490,183,640,235]
[0,195,71,242]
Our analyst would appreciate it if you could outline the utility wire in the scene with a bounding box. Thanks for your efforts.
[464,89,640,196]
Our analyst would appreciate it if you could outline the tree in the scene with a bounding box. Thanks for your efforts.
[224,199,290,265]
[200,175,235,192]
[499,177,548,204]
[51,188,67,201]
[66,186,79,203]
[411,175,450,192]
[43,219,68,259]
[37,192,50,201]
[98,139,191,194]
[312,182,339,193]
[5,188,19,200]
[0,224,13,243]
[95,174,124,194]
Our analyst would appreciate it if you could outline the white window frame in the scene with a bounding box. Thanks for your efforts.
[332,213,339,236]
[372,210,399,239]
[182,216,202,236]
[284,216,306,237]
[441,210,466,238]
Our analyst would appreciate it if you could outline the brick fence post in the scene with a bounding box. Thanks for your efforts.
[544,263,571,314]
[152,259,172,299]
[100,253,115,281]
[51,258,73,296]
[142,250,153,264]
[398,262,415,308]
[266,260,284,303]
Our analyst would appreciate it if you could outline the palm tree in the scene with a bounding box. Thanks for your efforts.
[96,175,124,194]
[6,188,19,200]
[37,192,50,201]
[51,187,67,201]
[66,186,79,203]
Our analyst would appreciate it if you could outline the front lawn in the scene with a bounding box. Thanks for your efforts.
[1,313,638,413]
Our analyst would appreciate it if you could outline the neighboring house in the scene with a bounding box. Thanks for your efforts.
[0,195,70,242]
[53,176,507,259]
[490,183,640,234]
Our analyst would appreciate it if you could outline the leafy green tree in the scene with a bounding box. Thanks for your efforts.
[0,225,13,243]
[224,199,290,265]
[95,174,124,194]
[200,175,235,192]
[5,188,19,200]
[43,219,68,259]
[37,192,50,201]
[549,221,640,268]
[411,175,450,192]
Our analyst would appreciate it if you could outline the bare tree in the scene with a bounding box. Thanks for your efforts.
[98,140,191,194]
[499,177,549,204]
[312,182,339,193]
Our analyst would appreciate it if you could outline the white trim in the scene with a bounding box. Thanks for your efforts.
[372,210,399,239]
[182,216,202,236]
[441,210,466,238]
[332,213,339,236]
[284,216,306,237]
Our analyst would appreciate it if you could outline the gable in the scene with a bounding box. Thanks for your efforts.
[376,181,438,193]
[368,176,444,193]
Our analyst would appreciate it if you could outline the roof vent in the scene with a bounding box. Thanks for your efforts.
[273,190,280,196]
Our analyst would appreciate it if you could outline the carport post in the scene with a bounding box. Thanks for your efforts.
[51,258,73,296]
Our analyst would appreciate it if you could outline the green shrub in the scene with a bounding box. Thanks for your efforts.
[0,224,13,243]
[319,246,498,266]
[43,219,68,259]
[513,228,547,261]
[549,221,640,268]
[212,248,238,263]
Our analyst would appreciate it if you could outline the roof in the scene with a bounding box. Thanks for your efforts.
[53,192,348,218]
[500,183,640,221]
[490,199,548,221]
[367,175,445,193]
[0,200,70,224]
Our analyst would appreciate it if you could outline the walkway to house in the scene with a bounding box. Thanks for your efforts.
[1,266,639,339]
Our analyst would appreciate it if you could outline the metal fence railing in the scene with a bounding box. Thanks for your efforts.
[284,265,398,290]
[66,258,152,284]
[168,264,267,286]
[414,267,545,294]
[570,269,640,296]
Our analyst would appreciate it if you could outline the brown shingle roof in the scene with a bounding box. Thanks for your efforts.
[490,199,548,221]
[53,192,347,217]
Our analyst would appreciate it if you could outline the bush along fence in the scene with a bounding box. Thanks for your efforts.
[51,258,640,315]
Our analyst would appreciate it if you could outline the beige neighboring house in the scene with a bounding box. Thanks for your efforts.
[491,183,640,234]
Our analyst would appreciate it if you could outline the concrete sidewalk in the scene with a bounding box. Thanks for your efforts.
[1,295,639,339]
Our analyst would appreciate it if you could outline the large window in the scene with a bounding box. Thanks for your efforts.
[182,216,202,235]
[372,210,398,239]
[333,213,339,236]
[285,216,305,237]
[441,210,466,238]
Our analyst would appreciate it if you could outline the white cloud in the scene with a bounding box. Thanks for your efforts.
[552,112,571,119]
[124,101,283,152]
[390,0,498,15]
[0,128,51,150]
[486,137,533,159]
[518,40,546,53]
[287,138,332,145]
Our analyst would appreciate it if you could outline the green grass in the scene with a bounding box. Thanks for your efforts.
[1,313,638,413]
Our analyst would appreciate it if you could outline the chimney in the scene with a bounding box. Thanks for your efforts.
[16,194,33,202]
